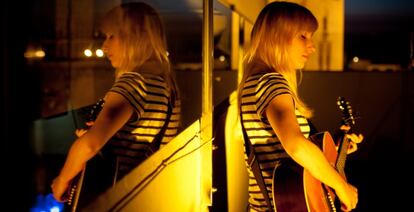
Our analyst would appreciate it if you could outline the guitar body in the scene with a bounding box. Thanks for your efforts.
[273,132,341,212]
[273,97,356,212]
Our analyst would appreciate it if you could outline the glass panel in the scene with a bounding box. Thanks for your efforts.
[158,0,203,131]
[21,0,204,210]
[212,0,236,106]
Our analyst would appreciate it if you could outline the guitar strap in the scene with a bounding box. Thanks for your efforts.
[240,113,273,211]
[147,102,173,155]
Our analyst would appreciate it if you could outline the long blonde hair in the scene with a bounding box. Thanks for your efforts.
[239,1,318,118]
[101,2,179,104]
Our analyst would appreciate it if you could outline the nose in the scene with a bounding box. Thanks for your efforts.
[307,40,316,54]
[102,40,108,54]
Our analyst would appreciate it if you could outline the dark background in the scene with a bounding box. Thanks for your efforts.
[345,0,414,68]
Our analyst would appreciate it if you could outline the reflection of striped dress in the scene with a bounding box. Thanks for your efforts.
[240,72,310,211]
[108,72,181,180]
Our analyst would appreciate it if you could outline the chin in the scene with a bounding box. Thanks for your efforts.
[111,62,120,69]
[296,64,305,70]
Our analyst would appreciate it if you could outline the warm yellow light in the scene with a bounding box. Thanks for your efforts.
[218,55,226,62]
[34,50,45,58]
[353,56,359,63]
[95,49,104,57]
[84,49,93,57]
[166,51,170,57]
[24,48,45,59]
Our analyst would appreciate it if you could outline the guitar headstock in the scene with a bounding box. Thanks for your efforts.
[337,96,356,128]
[88,98,105,122]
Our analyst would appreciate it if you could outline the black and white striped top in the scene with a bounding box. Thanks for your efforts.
[108,71,181,180]
[240,72,310,211]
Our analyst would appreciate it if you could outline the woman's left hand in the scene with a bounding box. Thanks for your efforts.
[340,125,364,154]
[345,133,363,154]
[75,121,94,137]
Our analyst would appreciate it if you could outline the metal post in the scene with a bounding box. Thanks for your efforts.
[202,0,213,115]
[201,0,213,210]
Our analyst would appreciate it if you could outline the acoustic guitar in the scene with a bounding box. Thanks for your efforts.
[272,97,356,212]
[64,98,118,212]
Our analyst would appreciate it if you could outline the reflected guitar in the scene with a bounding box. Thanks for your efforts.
[272,97,357,212]
[64,98,116,212]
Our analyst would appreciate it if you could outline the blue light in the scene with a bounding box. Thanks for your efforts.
[30,193,64,212]
[50,206,61,212]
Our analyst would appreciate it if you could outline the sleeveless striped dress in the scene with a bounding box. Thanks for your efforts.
[108,71,181,180]
[240,72,310,211]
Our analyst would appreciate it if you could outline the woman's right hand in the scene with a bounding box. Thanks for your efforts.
[335,182,358,211]
[51,176,70,202]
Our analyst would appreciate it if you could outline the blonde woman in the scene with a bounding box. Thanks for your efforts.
[51,2,180,203]
[238,2,362,211]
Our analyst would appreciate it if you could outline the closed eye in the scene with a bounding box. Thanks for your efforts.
[105,33,114,40]
[300,32,314,41]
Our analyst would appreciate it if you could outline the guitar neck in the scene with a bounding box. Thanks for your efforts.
[335,135,350,176]
[335,96,357,177]
[66,168,86,212]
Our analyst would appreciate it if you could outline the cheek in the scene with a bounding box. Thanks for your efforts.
[290,49,305,68]
[111,58,121,69]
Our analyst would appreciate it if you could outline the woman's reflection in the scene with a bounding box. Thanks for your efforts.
[50,1,181,207]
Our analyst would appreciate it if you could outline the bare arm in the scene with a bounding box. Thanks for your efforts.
[265,94,358,211]
[51,92,133,202]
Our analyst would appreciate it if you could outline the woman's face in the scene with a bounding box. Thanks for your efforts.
[102,31,122,69]
[287,31,315,69]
